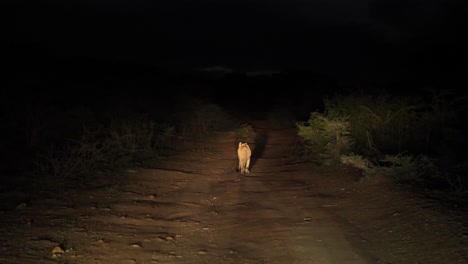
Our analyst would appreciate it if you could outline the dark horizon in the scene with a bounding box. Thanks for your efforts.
[6,0,467,99]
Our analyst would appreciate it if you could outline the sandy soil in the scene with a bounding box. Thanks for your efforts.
[0,120,466,264]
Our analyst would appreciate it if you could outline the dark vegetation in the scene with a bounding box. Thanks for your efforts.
[2,69,468,206]
[295,88,468,199]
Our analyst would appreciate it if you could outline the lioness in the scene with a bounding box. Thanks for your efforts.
[237,142,251,175]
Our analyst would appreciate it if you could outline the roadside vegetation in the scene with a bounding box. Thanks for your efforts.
[294,88,468,201]
[0,96,239,195]
[2,86,467,205]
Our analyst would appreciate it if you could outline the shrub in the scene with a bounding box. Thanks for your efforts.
[107,117,175,165]
[296,112,353,161]
[35,127,110,191]
[35,118,175,191]
[323,91,426,157]
[375,154,436,185]
[340,154,376,177]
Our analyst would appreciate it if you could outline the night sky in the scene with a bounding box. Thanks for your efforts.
[6,0,468,100]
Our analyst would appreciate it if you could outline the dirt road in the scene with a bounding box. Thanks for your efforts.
[0,120,466,263]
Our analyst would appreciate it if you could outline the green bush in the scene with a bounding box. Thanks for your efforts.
[297,88,468,194]
[340,154,376,177]
[296,112,353,161]
[323,91,426,158]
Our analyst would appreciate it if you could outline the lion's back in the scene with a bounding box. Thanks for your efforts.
[237,142,251,161]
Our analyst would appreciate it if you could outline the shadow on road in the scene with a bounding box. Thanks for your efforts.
[249,127,268,171]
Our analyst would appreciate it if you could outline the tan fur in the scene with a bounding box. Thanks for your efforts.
[237,142,251,175]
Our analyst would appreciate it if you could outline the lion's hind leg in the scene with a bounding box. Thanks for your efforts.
[240,160,247,175]
[245,158,250,173]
